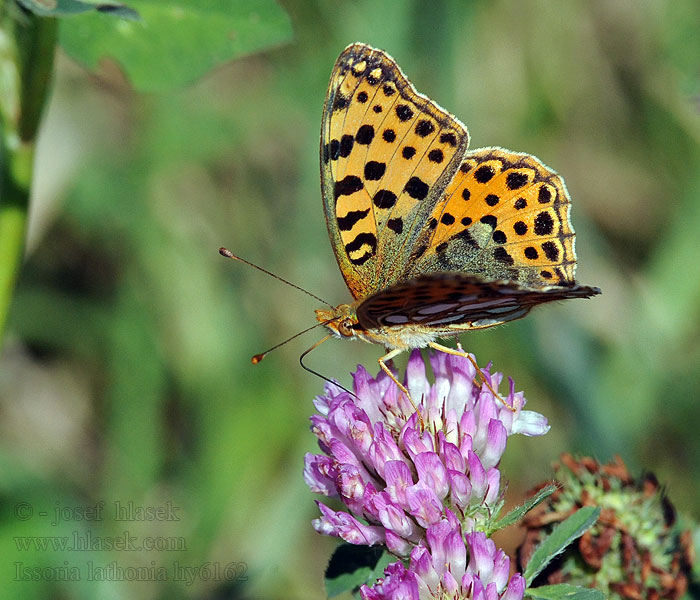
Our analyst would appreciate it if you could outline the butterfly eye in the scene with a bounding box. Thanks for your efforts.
[338,319,355,337]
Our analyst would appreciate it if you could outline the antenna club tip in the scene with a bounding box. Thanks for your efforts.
[219,247,234,258]
[251,353,266,364]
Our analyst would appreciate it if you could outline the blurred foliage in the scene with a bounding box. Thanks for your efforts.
[59,0,293,91]
[1,1,699,599]
[15,0,140,20]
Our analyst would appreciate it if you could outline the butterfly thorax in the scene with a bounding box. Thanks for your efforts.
[316,303,449,350]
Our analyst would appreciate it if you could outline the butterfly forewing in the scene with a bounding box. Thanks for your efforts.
[356,274,601,331]
[321,43,469,299]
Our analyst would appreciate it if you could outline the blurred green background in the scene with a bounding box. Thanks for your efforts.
[1,1,700,598]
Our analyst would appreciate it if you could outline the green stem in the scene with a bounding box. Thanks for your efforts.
[0,7,56,348]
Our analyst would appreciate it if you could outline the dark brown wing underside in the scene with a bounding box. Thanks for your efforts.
[356,273,601,329]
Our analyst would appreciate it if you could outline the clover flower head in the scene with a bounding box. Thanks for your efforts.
[360,521,526,600]
[304,350,549,555]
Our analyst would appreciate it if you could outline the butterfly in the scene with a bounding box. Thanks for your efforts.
[313,42,600,395]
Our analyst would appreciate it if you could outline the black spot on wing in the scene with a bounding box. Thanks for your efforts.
[387,217,403,234]
[333,94,350,111]
[524,246,538,259]
[329,139,340,160]
[345,234,376,253]
[356,124,375,145]
[364,161,386,181]
[480,215,497,228]
[542,241,559,261]
[405,177,429,200]
[373,189,398,209]
[339,134,354,158]
[534,211,554,235]
[337,208,370,231]
[415,119,435,137]
[345,232,377,265]
[440,132,457,146]
[428,149,444,163]
[492,230,507,244]
[334,175,363,200]
[538,185,552,203]
[396,104,413,121]
[474,165,495,183]
[506,171,529,190]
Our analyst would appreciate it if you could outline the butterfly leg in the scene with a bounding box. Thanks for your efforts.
[427,342,515,412]
[378,348,422,415]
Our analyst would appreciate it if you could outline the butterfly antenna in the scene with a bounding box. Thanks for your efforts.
[251,320,330,364]
[299,334,358,398]
[219,247,334,308]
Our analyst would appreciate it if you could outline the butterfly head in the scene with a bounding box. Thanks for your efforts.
[315,304,361,339]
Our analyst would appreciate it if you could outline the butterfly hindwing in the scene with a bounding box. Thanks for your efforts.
[356,273,600,330]
[405,148,578,288]
[321,43,469,299]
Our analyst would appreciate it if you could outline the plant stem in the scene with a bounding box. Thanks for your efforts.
[0,7,56,348]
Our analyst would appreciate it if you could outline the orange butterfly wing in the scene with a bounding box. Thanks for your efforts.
[321,43,469,299]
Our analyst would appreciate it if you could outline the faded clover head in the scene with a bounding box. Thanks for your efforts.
[518,454,695,600]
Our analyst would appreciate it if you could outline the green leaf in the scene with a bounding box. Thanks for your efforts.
[58,0,293,92]
[325,544,394,597]
[523,506,600,584]
[491,484,558,533]
[526,584,606,600]
[16,0,140,19]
